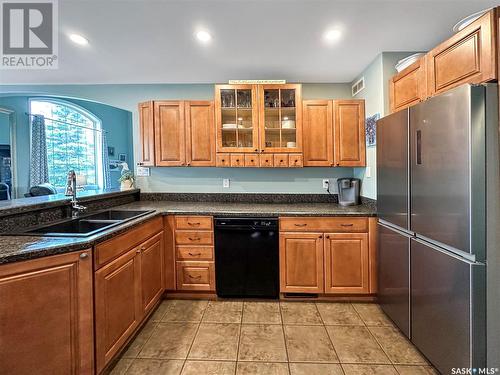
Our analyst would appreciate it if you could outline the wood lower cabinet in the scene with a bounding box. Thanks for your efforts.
[0,250,94,375]
[303,100,333,166]
[279,232,324,293]
[176,261,215,291]
[279,217,375,295]
[334,100,366,167]
[154,101,186,166]
[95,248,142,373]
[185,101,215,166]
[427,9,496,96]
[389,56,428,113]
[324,233,369,294]
[140,232,165,314]
[138,101,155,166]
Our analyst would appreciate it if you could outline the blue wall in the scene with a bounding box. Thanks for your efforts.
[0,112,9,145]
[0,83,355,195]
[0,95,134,195]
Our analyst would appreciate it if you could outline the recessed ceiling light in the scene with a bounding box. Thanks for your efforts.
[69,33,89,46]
[323,29,342,43]
[195,30,212,43]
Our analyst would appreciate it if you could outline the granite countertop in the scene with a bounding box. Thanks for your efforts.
[0,200,376,265]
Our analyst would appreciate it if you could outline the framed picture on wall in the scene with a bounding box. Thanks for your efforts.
[365,113,379,147]
[118,153,127,162]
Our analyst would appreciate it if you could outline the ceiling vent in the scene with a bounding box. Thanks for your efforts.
[352,77,365,97]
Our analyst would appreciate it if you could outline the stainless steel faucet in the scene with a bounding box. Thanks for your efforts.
[65,170,86,216]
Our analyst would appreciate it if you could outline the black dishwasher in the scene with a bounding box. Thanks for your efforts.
[214,217,279,298]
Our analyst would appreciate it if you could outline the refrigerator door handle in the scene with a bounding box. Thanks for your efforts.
[416,129,422,165]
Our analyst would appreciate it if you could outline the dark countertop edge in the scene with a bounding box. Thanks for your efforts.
[0,203,376,265]
[0,189,140,218]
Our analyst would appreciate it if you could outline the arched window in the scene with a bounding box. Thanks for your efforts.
[30,98,104,190]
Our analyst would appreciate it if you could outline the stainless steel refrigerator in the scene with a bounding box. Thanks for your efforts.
[377,84,500,374]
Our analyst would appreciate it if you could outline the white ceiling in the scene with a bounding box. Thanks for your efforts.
[1,0,498,85]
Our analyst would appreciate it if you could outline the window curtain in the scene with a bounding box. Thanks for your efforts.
[101,130,111,189]
[29,115,49,187]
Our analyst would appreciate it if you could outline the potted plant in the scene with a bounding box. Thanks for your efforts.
[118,170,135,190]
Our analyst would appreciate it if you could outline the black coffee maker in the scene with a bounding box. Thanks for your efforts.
[337,178,361,206]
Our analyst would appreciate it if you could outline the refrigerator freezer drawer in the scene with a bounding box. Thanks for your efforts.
[411,239,485,374]
[378,223,410,338]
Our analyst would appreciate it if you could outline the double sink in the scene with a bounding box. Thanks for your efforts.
[12,209,154,237]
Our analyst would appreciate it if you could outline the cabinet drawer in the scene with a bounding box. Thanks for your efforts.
[176,261,215,291]
[175,216,213,230]
[230,154,245,167]
[176,246,213,261]
[280,217,368,232]
[259,154,274,167]
[175,230,213,245]
[289,154,303,168]
[273,154,289,168]
[95,216,163,268]
[244,154,259,167]
[216,154,231,167]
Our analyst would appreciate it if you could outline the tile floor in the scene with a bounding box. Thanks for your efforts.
[109,300,438,375]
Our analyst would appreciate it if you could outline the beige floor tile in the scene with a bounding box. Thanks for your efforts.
[161,300,208,323]
[109,358,134,375]
[342,364,398,375]
[284,325,338,363]
[122,320,158,358]
[236,362,290,375]
[395,365,439,374]
[316,303,364,325]
[139,323,198,359]
[202,301,243,323]
[243,302,282,324]
[149,300,172,322]
[326,325,390,364]
[238,324,288,362]
[188,323,240,360]
[369,327,428,365]
[124,359,184,375]
[181,360,236,375]
[280,302,322,325]
[289,363,343,375]
[352,303,394,326]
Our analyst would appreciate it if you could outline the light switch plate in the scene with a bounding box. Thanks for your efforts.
[136,166,150,177]
[223,178,230,188]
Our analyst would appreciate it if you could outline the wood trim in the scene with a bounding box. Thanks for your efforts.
[138,101,155,166]
[154,100,186,166]
[302,99,334,166]
[164,216,176,290]
[185,100,216,166]
[368,217,378,294]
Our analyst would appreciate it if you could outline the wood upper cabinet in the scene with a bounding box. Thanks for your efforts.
[215,84,259,153]
[389,56,428,113]
[154,101,186,166]
[279,232,324,293]
[140,232,165,315]
[259,84,302,154]
[0,250,94,375]
[333,100,366,167]
[138,101,155,166]
[324,233,369,294]
[427,9,496,96]
[302,100,333,166]
[95,247,142,374]
[185,101,215,166]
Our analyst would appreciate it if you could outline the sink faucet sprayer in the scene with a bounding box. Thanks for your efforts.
[65,170,87,217]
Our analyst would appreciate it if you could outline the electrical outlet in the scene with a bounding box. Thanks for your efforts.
[223,178,230,188]
[136,166,150,177]
[322,179,330,190]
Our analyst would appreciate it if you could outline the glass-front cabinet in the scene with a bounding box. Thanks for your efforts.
[215,84,259,153]
[259,84,302,153]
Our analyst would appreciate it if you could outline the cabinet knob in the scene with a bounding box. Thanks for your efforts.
[141,246,146,250]
[261,149,264,152]
[326,235,330,239]
[136,249,141,253]
[254,149,258,152]
[319,235,323,239]
[79,252,89,259]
